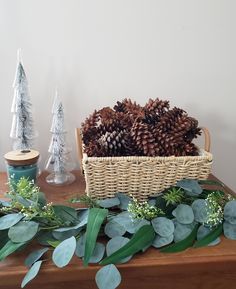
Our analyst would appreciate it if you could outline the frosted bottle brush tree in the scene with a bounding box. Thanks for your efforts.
[10,49,36,150]
[45,92,75,185]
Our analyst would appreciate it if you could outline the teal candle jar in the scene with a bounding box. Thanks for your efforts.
[4,150,40,184]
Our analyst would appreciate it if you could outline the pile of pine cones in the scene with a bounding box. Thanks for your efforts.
[81,98,201,157]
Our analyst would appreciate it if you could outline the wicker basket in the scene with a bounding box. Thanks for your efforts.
[75,127,213,201]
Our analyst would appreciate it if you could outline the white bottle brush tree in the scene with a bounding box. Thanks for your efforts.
[45,92,75,185]
[10,49,37,150]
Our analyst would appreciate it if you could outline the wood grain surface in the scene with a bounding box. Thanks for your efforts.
[0,171,236,289]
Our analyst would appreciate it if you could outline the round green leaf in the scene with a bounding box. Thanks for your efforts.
[95,264,121,289]
[104,220,126,238]
[113,211,132,227]
[106,236,132,263]
[176,179,202,196]
[172,204,194,224]
[223,222,236,240]
[151,217,174,237]
[21,260,42,288]
[174,221,196,242]
[197,225,221,246]
[192,199,208,223]
[98,197,120,208]
[8,221,39,243]
[52,236,76,268]
[115,193,131,210]
[113,211,144,233]
[224,200,236,225]
[89,242,105,263]
[0,213,23,230]
[152,234,174,248]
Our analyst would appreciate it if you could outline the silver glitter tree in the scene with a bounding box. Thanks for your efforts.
[45,91,75,185]
[10,49,36,150]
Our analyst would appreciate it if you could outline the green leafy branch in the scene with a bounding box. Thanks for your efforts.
[0,177,236,289]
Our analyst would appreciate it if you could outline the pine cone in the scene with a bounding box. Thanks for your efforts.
[81,110,99,146]
[145,98,170,116]
[84,142,106,157]
[98,130,126,156]
[82,98,201,157]
[131,121,159,156]
[114,98,143,121]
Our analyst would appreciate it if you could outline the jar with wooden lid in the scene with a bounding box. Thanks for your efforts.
[4,150,40,184]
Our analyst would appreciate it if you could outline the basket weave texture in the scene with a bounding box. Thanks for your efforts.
[76,128,213,202]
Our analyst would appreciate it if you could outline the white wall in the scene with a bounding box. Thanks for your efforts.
[0,0,235,190]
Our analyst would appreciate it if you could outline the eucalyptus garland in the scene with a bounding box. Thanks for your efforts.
[0,177,236,289]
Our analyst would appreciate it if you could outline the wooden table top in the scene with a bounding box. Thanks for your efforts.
[0,171,236,289]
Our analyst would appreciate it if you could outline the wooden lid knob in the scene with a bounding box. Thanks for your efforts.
[4,150,40,166]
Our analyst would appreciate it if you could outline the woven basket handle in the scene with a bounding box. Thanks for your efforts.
[200,127,211,152]
[75,128,83,172]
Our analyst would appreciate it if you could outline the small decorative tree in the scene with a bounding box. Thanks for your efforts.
[10,49,36,150]
[45,92,75,185]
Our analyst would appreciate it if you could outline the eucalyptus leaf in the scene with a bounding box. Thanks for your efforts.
[161,224,199,253]
[0,200,11,207]
[224,200,236,225]
[78,209,89,226]
[148,199,156,206]
[115,193,131,210]
[128,219,150,234]
[36,231,56,246]
[54,210,89,233]
[196,225,221,246]
[98,197,120,208]
[0,240,26,261]
[198,180,225,187]
[176,179,202,196]
[113,211,133,229]
[174,221,196,242]
[151,217,174,237]
[21,261,42,288]
[47,240,61,248]
[152,234,174,248]
[53,205,78,224]
[223,222,236,240]
[95,264,121,289]
[8,221,39,243]
[0,230,9,248]
[15,195,32,207]
[104,220,126,238]
[0,213,23,230]
[106,236,132,263]
[113,212,150,234]
[37,192,46,207]
[75,233,86,258]
[53,222,85,233]
[84,208,108,266]
[52,236,76,268]
[194,224,222,247]
[191,199,208,223]
[172,204,194,224]
[89,242,105,263]
[100,225,155,265]
[52,227,82,241]
[25,248,49,267]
